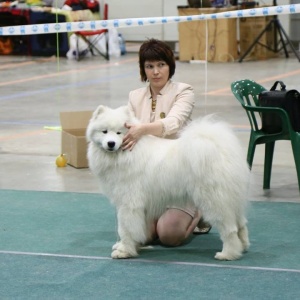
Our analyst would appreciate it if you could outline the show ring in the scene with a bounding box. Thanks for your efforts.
[0,4,299,36]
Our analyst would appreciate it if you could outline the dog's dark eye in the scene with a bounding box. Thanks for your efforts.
[102,130,108,134]
[117,132,122,135]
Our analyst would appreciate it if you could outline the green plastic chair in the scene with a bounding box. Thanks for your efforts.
[231,79,300,190]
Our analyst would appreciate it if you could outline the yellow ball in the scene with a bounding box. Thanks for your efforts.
[56,154,67,167]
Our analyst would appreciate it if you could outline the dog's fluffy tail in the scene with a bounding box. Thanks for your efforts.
[180,115,248,172]
[179,114,250,207]
[180,115,241,152]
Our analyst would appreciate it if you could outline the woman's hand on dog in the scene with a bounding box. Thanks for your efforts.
[122,123,143,151]
[123,121,164,151]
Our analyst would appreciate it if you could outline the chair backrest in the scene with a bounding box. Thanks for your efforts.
[231,79,294,136]
[231,79,267,132]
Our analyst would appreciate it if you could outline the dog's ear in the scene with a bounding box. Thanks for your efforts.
[117,105,129,114]
[92,105,106,120]
[86,105,106,142]
[117,106,131,122]
[118,106,138,124]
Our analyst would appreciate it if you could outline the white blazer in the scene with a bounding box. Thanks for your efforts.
[128,80,195,139]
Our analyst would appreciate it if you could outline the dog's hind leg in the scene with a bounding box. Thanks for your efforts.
[111,205,148,259]
[237,217,250,252]
[214,222,244,261]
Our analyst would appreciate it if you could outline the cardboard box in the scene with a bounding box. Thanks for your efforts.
[60,111,92,168]
[239,16,278,61]
[178,7,238,62]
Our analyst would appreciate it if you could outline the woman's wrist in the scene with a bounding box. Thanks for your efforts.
[141,122,163,137]
[139,124,147,136]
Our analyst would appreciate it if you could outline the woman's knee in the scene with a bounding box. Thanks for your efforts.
[156,210,192,246]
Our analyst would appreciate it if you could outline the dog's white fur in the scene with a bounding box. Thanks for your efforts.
[87,105,250,261]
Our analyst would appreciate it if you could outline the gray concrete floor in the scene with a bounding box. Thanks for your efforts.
[1,49,300,203]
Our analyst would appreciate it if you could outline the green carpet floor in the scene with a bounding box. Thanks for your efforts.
[0,190,300,299]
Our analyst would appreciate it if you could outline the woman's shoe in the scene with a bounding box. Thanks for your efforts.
[193,218,212,235]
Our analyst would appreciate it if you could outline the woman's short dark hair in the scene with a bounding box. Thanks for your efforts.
[139,39,176,82]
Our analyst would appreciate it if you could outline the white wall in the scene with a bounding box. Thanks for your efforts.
[105,0,290,42]
[107,0,187,41]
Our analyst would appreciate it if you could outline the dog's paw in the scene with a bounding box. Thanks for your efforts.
[111,249,136,259]
[112,242,121,251]
[111,241,138,259]
[242,240,250,252]
[214,251,242,261]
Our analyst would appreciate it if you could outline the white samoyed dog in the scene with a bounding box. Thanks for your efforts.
[87,105,250,261]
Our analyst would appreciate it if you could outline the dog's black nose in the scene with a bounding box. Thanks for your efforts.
[107,141,115,149]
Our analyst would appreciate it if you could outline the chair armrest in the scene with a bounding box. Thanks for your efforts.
[243,104,294,133]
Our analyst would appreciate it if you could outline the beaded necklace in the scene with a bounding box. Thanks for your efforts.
[151,97,157,112]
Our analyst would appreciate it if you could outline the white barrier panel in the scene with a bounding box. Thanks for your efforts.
[0,4,300,36]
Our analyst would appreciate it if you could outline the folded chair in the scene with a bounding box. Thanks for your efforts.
[231,79,300,190]
[75,3,109,61]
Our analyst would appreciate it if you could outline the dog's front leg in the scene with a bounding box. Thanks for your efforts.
[111,205,148,259]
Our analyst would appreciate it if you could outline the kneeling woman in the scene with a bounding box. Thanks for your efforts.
[122,39,211,246]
